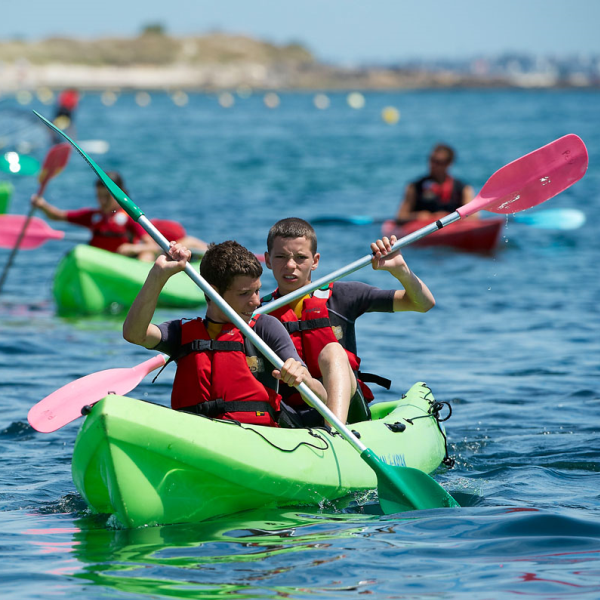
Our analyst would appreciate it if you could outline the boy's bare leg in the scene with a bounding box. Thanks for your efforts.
[318,342,357,425]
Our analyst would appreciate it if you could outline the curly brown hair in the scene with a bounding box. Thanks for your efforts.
[200,240,262,294]
[266,217,317,253]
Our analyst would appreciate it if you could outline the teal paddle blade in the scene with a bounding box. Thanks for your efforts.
[312,215,376,225]
[361,449,459,513]
[377,465,460,513]
[0,152,40,176]
[514,208,586,230]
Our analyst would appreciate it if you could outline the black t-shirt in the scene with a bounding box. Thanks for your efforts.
[412,174,466,214]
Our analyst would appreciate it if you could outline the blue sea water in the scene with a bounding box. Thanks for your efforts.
[1,88,599,599]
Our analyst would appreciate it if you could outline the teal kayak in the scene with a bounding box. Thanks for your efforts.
[53,244,206,316]
[72,382,452,528]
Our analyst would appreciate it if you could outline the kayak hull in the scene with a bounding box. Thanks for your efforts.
[53,244,205,316]
[382,218,504,253]
[72,382,450,528]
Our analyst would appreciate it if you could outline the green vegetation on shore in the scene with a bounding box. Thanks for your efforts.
[0,32,315,67]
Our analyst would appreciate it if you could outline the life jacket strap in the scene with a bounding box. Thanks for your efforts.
[178,398,278,420]
[184,339,245,353]
[357,371,392,390]
[170,338,245,363]
[283,318,331,334]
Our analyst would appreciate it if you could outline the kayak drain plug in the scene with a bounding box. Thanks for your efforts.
[386,422,407,433]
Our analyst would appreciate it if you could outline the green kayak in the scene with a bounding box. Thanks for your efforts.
[53,244,206,316]
[72,382,452,528]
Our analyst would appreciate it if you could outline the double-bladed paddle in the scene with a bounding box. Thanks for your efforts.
[257,135,588,315]
[0,143,72,292]
[0,152,41,177]
[33,110,459,513]
[311,208,586,231]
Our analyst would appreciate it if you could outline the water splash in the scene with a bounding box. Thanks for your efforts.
[540,176,551,186]
[498,194,520,210]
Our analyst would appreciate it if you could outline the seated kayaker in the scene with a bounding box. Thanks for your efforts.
[122,239,327,427]
[396,143,475,222]
[117,218,208,259]
[262,218,435,426]
[31,171,156,261]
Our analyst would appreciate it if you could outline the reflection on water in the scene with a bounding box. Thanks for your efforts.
[17,506,600,598]
[69,509,375,598]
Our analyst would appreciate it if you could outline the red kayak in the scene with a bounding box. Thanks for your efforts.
[382,217,504,253]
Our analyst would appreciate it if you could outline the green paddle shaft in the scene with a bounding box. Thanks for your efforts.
[35,110,457,512]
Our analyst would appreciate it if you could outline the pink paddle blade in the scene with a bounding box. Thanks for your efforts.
[28,354,167,433]
[458,134,588,217]
[37,143,71,195]
[0,215,65,249]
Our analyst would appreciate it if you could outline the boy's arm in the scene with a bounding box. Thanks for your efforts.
[396,183,416,221]
[30,195,68,221]
[123,243,190,348]
[274,359,328,404]
[370,236,435,313]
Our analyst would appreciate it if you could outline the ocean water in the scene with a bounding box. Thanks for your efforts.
[1,88,599,599]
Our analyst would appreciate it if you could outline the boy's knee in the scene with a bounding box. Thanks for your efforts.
[318,342,347,367]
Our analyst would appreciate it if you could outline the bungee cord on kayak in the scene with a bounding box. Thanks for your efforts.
[230,419,331,454]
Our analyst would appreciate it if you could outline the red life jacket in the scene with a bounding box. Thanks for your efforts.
[66,208,144,253]
[262,283,374,405]
[88,210,142,252]
[171,316,281,426]
[150,219,186,241]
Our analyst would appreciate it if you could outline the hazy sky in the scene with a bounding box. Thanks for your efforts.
[3,0,600,64]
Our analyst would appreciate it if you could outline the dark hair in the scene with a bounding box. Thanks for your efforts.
[267,217,317,253]
[431,144,455,165]
[95,171,129,196]
[200,240,262,295]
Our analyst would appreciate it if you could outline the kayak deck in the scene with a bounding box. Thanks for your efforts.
[53,244,205,316]
[72,382,451,528]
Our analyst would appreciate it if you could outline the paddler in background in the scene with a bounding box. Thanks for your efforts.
[396,143,474,222]
[30,171,156,261]
[51,88,79,144]
[123,240,327,428]
[261,217,435,427]
[117,219,209,259]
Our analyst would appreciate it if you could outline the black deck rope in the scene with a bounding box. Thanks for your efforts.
[404,396,455,469]
[175,407,331,453]
[235,420,331,454]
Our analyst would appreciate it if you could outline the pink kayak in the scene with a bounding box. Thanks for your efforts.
[382,217,504,253]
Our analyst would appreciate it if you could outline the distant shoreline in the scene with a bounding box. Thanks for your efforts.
[3,62,598,93]
[1,33,597,92]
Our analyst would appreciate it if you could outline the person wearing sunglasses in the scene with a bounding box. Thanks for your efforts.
[396,144,474,222]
